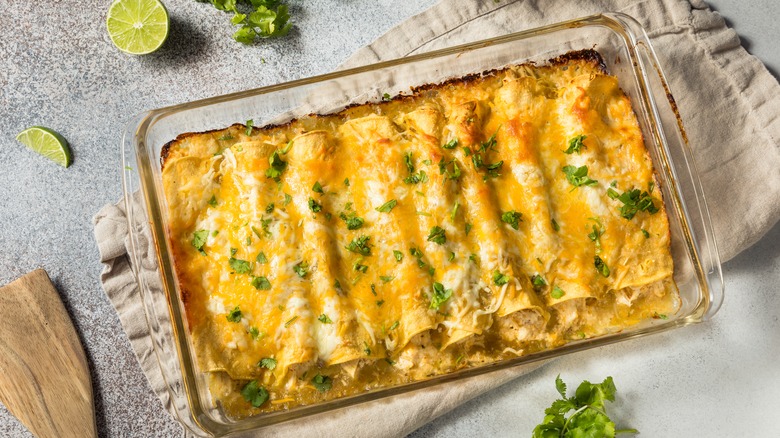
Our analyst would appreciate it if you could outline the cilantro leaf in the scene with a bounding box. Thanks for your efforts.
[442,138,459,149]
[258,357,277,370]
[345,235,372,256]
[265,150,287,181]
[240,380,269,408]
[427,226,446,245]
[429,282,453,310]
[312,181,324,194]
[375,199,397,213]
[311,374,332,392]
[293,261,309,278]
[191,230,209,255]
[308,197,322,213]
[562,165,598,189]
[226,306,242,323]
[251,276,271,290]
[501,210,523,230]
[339,211,365,230]
[393,250,403,262]
[317,314,333,324]
[229,257,252,274]
[564,134,587,154]
[610,187,659,219]
[492,270,510,286]
[551,285,565,299]
[594,256,610,278]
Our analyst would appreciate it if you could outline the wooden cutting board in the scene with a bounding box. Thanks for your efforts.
[0,269,96,438]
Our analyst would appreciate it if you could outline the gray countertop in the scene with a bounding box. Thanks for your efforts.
[0,0,777,436]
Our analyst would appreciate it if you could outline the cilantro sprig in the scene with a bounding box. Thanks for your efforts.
[607,186,659,220]
[532,375,637,438]
[200,0,292,45]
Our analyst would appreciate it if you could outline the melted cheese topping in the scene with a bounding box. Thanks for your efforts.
[162,51,678,419]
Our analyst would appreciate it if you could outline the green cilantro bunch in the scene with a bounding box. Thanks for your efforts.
[532,375,637,438]
[199,0,292,44]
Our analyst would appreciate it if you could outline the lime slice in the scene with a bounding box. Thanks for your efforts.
[106,0,169,55]
[16,126,72,168]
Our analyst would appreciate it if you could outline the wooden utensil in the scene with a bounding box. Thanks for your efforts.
[0,269,96,438]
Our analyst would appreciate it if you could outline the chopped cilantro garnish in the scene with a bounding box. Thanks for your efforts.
[246,236,252,246]
[265,150,287,181]
[562,165,598,188]
[376,299,385,307]
[492,271,510,286]
[443,138,459,149]
[344,178,350,187]
[339,211,364,230]
[588,217,605,253]
[653,312,669,320]
[410,247,423,258]
[217,133,233,141]
[251,276,271,290]
[226,306,242,322]
[375,199,397,213]
[551,218,560,232]
[594,256,610,277]
[318,314,333,324]
[450,201,460,222]
[312,181,324,194]
[501,210,523,230]
[308,197,322,213]
[438,157,462,181]
[465,223,472,235]
[370,283,377,296]
[382,92,391,101]
[346,235,371,256]
[641,229,650,238]
[293,261,309,278]
[354,263,368,273]
[229,257,252,274]
[610,187,659,219]
[380,275,395,283]
[564,134,587,154]
[283,192,292,205]
[430,282,453,310]
[325,212,332,221]
[448,251,455,262]
[427,226,446,245]
[208,195,218,207]
[265,203,275,214]
[363,342,372,356]
[551,285,565,299]
[468,253,478,264]
[258,357,277,370]
[393,250,403,262]
[388,320,400,330]
[191,230,209,255]
[240,381,268,408]
[532,274,547,290]
[403,152,428,184]
[311,374,332,392]
[248,327,260,339]
[284,315,298,327]
[256,252,268,264]
[245,119,254,136]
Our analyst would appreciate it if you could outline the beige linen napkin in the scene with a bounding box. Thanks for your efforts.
[94,0,780,436]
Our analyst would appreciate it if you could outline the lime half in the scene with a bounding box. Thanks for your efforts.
[16,126,72,168]
[107,0,169,55]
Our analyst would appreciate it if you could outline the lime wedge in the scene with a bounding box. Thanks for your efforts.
[106,0,169,55]
[16,126,72,168]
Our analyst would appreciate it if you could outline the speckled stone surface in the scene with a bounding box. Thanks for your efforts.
[0,0,777,437]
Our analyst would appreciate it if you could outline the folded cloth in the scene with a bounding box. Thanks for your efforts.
[93,0,779,436]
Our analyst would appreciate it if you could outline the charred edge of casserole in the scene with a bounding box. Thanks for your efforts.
[160,49,608,166]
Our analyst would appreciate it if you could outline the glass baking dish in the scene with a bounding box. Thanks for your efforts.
[121,12,723,436]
